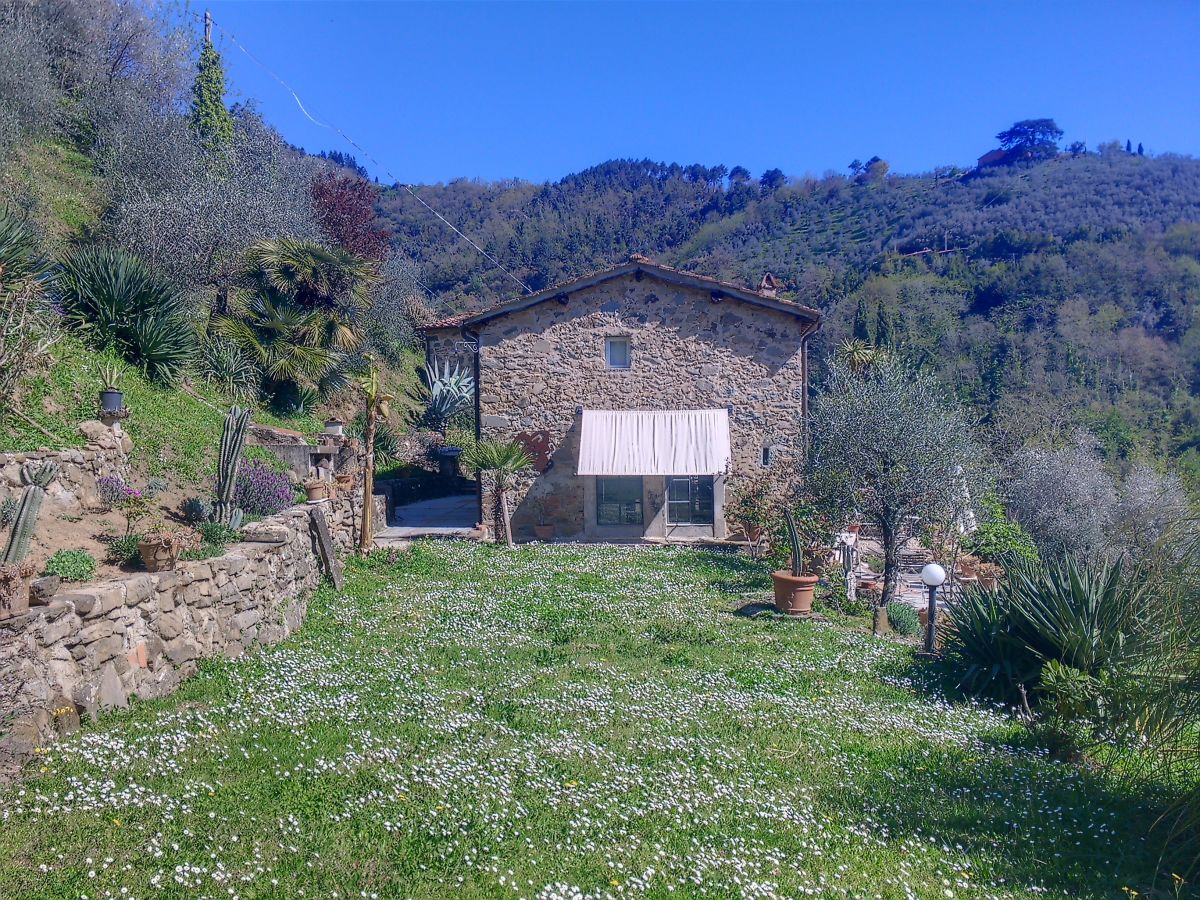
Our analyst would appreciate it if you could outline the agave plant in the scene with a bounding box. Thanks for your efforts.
[56,245,195,384]
[409,360,475,434]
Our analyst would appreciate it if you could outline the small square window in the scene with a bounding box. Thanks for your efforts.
[605,336,631,369]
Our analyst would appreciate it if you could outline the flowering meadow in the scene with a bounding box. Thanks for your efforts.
[0,543,1169,898]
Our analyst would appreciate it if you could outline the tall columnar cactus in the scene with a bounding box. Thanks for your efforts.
[213,406,251,528]
[2,462,58,565]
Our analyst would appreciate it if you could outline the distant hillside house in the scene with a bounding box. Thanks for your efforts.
[423,256,821,542]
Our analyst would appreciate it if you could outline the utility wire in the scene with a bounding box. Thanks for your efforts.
[198,11,534,297]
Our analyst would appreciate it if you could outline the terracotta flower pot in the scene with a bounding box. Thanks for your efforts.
[137,541,179,573]
[334,473,354,491]
[304,483,327,502]
[772,571,819,616]
[978,574,997,591]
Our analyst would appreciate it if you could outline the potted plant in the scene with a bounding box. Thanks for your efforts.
[137,520,199,572]
[99,361,124,413]
[957,554,981,579]
[532,497,555,542]
[0,560,36,619]
[772,508,822,616]
[976,561,1003,590]
[727,471,785,560]
[334,472,355,491]
[303,480,328,502]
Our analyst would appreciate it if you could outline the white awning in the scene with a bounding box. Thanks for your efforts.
[577,409,731,476]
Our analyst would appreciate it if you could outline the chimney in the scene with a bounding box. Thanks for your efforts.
[757,273,780,297]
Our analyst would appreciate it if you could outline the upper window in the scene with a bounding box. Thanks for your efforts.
[666,476,715,526]
[604,336,631,369]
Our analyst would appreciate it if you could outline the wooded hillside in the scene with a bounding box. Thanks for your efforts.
[380,153,1200,479]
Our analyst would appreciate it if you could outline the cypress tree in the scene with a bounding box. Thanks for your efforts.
[191,40,234,152]
[852,294,872,343]
[876,300,897,347]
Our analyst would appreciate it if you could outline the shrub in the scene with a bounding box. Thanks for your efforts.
[181,521,241,561]
[0,496,17,527]
[233,460,295,516]
[887,602,920,636]
[106,533,142,567]
[180,496,213,524]
[945,555,1149,703]
[198,337,261,403]
[145,477,168,499]
[42,549,96,582]
[96,475,129,509]
[961,494,1039,564]
[197,522,239,546]
[56,245,196,384]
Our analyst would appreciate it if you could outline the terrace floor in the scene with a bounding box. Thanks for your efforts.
[0,543,1167,897]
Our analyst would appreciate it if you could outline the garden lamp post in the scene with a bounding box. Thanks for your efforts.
[920,562,947,654]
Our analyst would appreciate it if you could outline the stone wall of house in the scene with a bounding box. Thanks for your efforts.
[0,491,375,776]
[0,422,133,514]
[428,272,812,539]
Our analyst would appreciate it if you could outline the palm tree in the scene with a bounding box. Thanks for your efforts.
[460,440,532,547]
[357,364,394,554]
[217,238,379,410]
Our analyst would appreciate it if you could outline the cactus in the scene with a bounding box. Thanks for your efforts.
[212,406,251,527]
[2,462,58,565]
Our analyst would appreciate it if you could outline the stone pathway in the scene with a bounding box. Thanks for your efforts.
[375,493,479,545]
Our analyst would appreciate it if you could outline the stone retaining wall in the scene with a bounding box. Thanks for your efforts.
[0,492,374,776]
[0,422,132,514]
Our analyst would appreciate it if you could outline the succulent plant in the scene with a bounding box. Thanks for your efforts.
[2,462,58,566]
[213,406,251,527]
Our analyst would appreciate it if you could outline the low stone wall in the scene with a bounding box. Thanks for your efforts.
[0,422,131,514]
[0,491,374,776]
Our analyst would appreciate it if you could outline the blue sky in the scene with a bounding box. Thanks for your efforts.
[204,0,1200,185]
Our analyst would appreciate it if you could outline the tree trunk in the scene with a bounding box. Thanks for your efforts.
[358,404,377,554]
[877,517,899,634]
[498,486,514,548]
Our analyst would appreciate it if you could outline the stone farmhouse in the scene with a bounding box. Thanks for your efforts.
[423,255,821,542]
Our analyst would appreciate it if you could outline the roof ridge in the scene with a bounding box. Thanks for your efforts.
[422,257,819,330]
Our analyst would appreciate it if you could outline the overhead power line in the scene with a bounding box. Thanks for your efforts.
[196,11,534,297]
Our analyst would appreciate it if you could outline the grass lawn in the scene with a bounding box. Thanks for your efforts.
[0,543,1173,898]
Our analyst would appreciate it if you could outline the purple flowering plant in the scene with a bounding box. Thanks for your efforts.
[232,461,296,516]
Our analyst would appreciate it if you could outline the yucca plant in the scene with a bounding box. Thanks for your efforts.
[198,338,261,402]
[460,440,531,547]
[0,209,57,411]
[56,245,195,384]
[945,555,1149,703]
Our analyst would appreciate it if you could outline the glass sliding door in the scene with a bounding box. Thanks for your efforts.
[665,476,714,525]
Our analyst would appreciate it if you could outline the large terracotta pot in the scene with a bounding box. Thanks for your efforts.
[772,571,819,616]
[137,541,179,573]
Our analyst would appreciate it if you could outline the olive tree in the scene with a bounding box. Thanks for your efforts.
[805,354,985,618]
